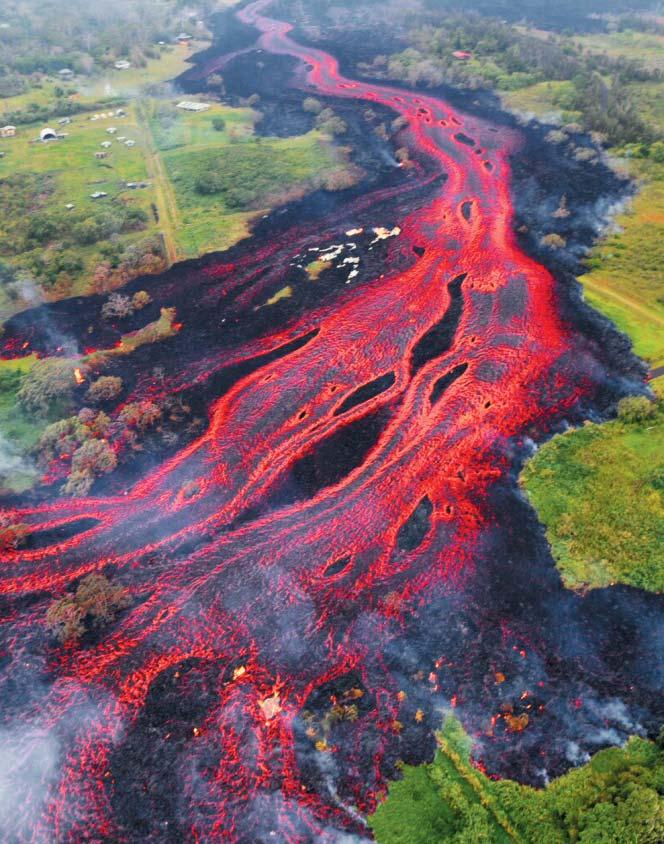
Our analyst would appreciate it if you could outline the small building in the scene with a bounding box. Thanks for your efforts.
[90,191,108,199]
[452,50,473,60]
[0,151,5,159]
[58,117,71,126]
[95,151,108,159]
[114,60,131,70]
[100,141,112,148]
[107,127,117,135]
[65,203,75,210]
[176,100,210,112]
[124,140,136,148]
[0,125,16,138]
[58,68,74,79]
[117,136,127,142]
[40,127,57,141]
[177,32,193,43]
[115,108,126,117]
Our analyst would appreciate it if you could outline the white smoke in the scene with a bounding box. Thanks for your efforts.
[0,432,35,486]
[0,726,59,841]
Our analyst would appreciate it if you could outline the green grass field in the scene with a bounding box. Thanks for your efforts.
[521,389,664,593]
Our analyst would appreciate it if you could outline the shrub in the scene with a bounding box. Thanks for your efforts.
[546,129,568,144]
[118,400,162,431]
[541,233,566,249]
[46,594,85,643]
[212,117,226,132]
[131,294,153,317]
[86,410,111,438]
[61,470,95,497]
[322,165,363,191]
[86,376,123,404]
[102,293,134,320]
[46,573,129,643]
[75,573,130,622]
[617,395,658,424]
[319,116,347,136]
[71,438,117,475]
[303,97,323,114]
[38,416,89,462]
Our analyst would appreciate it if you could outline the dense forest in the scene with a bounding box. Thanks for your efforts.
[370,716,664,843]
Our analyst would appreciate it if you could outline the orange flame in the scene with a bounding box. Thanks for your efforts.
[74,368,85,385]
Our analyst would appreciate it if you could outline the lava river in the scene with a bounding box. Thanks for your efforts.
[0,1,662,842]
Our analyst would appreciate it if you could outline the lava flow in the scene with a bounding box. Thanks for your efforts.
[0,1,661,842]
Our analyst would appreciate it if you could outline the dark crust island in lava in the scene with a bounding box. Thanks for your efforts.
[0,1,661,842]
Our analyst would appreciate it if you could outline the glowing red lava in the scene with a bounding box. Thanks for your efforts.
[0,2,616,841]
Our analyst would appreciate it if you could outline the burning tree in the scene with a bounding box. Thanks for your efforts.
[0,515,28,551]
[17,357,83,416]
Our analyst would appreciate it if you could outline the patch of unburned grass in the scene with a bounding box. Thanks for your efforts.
[521,404,664,593]
[161,131,340,256]
[500,80,579,120]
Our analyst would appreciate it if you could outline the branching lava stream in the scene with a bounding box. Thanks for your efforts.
[0,2,662,842]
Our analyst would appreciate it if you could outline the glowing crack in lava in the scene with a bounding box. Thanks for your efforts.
[0,1,661,842]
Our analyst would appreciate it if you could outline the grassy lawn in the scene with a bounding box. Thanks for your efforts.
[521,388,664,593]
